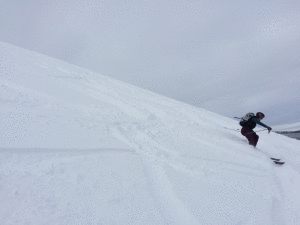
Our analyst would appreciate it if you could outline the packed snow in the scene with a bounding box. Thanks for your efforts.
[1,41,300,225]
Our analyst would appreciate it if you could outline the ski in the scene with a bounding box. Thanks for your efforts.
[270,157,280,161]
[274,161,285,165]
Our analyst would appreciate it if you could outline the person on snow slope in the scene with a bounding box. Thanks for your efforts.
[240,112,272,147]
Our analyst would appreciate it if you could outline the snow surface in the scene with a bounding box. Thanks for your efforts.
[1,41,300,225]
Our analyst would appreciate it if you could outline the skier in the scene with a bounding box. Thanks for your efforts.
[240,112,272,147]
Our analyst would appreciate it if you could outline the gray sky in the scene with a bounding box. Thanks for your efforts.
[1,0,300,125]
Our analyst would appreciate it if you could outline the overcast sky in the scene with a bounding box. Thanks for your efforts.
[1,0,300,124]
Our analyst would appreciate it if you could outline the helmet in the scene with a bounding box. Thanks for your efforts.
[256,112,265,119]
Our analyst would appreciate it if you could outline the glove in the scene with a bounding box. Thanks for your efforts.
[266,126,272,133]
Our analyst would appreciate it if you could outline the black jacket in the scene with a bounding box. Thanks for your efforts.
[244,116,268,130]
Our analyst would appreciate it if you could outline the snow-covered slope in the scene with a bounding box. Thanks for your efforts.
[1,41,300,225]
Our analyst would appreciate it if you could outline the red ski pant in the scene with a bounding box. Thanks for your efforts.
[241,127,259,147]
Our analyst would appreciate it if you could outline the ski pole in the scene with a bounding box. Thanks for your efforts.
[224,127,269,134]
[224,127,240,132]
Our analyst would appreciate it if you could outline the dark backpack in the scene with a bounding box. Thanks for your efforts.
[239,113,255,127]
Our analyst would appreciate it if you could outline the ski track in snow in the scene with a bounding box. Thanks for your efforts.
[142,160,200,225]
[110,121,286,224]
[111,123,202,224]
